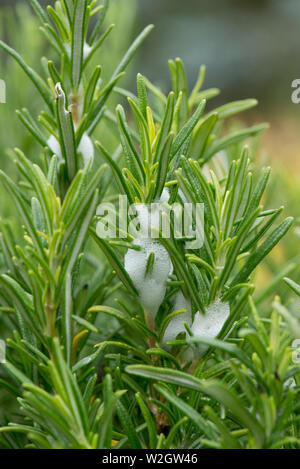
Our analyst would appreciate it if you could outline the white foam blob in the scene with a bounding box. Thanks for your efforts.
[124,239,172,319]
[64,42,92,60]
[162,296,230,359]
[78,132,94,164]
[47,132,94,166]
[159,188,170,204]
[47,134,62,161]
[124,189,173,319]
[191,299,230,356]
[130,189,170,238]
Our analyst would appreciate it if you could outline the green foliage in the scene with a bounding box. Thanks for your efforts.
[0,0,299,450]
[127,297,300,448]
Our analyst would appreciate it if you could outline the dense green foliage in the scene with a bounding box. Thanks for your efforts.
[0,0,299,449]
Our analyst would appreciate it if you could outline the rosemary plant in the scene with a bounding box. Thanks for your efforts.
[0,0,299,450]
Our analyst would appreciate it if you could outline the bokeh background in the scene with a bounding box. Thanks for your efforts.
[138,0,300,170]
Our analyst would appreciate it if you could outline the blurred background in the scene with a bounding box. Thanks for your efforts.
[137,0,300,170]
